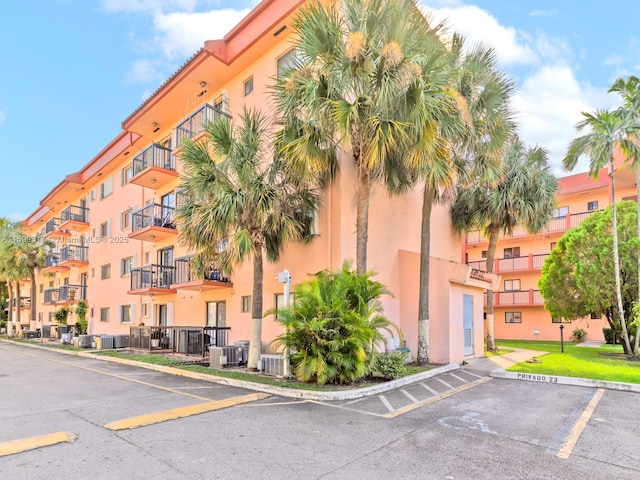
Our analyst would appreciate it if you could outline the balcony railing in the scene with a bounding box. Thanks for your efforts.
[44,253,62,268]
[44,218,69,236]
[465,210,599,244]
[173,255,231,285]
[175,103,231,147]
[484,289,544,306]
[129,326,231,354]
[131,203,176,232]
[132,143,175,174]
[44,288,59,304]
[57,284,87,303]
[130,264,175,290]
[11,297,31,308]
[468,254,550,273]
[60,245,89,263]
[60,205,89,224]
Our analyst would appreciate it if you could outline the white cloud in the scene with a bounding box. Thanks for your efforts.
[128,59,166,83]
[529,9,559,18]
[8,213,25,222]
[100,0,199,14]
[424,4,539,66]
[152,8,251,60]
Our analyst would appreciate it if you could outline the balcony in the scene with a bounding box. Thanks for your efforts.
[129,326,230,354]
[60,205,89,231]
[175,103,232,148]
[171,255,232,291]
[468,254,550,273]
[128,264,177,295]
[44,288,59,304]
[129,203,177,242]
[56,284,87,305]
[42,253,69,273]
[129,143,178,189]
[11,297,31,309]
[484,289,544,307]
[465,210,599,244]
[44,217,71,240]
[59,245,89,267]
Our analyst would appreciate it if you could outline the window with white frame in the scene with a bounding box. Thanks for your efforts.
[141,303,150,318]
[121,257,133,276]
[553,206,569,218]
[100,176,114,199]
[121,164,134,185]
[121,209,131,230]
[120,304,134,323]
[241,295,251,313]
[277,48,297,78]
[503,247,520,258]
[587,200,598,211]
[101,264,111,280]
[244,77,254,96]
[504,279,521,291]
[100,307,110,322]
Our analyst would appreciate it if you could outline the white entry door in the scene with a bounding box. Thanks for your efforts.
[463,294,474,356]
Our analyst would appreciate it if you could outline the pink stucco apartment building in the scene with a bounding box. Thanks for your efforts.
[14,0,498,365]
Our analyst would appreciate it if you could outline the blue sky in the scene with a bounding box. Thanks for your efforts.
[0,0,638,221]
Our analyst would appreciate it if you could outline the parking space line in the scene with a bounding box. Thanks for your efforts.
[449,373,469,384]
[436,378,455,390]
[419,383,440,395]
[401,389,419,403]
[557,388,605,459]
[0,431,77,457]
[379,395,394,413]
[104,392,269,430]
[385,378,492,419]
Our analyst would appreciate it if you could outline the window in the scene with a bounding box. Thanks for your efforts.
[553,206,569,218]
[505,312,522,323]
[244,77,254,96]
[90,189,97,201]
[275,293,296,316]
[49,281,54,288]
[141,303,150,318]
[48,312,55,323]
[590,312,601,319]
[101,264,111,280]
[121,257,133,276]
[144,251,151,264]
[587,201,598,211]
[504,279,521,291]
[99,220,111,238]
[120,305,133,323]
[241,295,251,313]
[503,247,520,258]
[481,250,487,259]
[100,176,114,199]
[100,307,110,322]
[121,209,131,230]
[121,164,134,185]
[91,268,95,278]
[277,48,297,78]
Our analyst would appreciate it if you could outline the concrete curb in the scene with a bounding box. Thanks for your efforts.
[490,368,640,393]
[0,338,458,401]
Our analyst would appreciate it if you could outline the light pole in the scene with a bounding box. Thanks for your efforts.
[559,324,565,353]
[276,269,291,377]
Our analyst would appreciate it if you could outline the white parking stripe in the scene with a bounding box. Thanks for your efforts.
[379,395,395,413]
[401,389,419,403]
[420,383,440,395]
[437,378,455,390]
[449,373,470,384]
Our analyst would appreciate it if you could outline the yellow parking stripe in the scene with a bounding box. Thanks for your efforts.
[104,392,269,430]
[557,388,604,459]
[385,377,492,419]
[0,431,77,457]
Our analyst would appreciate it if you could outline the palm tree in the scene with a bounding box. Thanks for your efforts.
[452,136,558,350]
[563,109,640,355]
[176,108,319,370]
[609,75,640,355]
[412,37,515,363]
[272,0,452,274]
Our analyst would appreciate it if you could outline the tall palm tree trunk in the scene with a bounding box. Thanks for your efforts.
[356,168,371,274]
[485,225,500,351]
[247,250,264,370]
[635,169,640,355]
[30,270,37,330]
[15,281,21,331]
[610,157,632,354]
[7,282,14,335]
[417,186,433,364]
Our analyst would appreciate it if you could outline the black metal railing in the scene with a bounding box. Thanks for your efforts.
[60,205,89,223]
[45,218,63,235]
[175,103,231,147]
[174,326,230,356]
[11,297,31,308]
[44,288,59,304]
[129,326,173,351]
[132,143,175,175]
[173,255,231,284]
[58,284,87,302]
[44,253,61,268]
[60,245,89,263]
[131,203,176,232]
[130,264,175,290]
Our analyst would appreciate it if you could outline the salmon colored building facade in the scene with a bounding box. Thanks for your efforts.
[463,165,637,343]
[14,0,497,365]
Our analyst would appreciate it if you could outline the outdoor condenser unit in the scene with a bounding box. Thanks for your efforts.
[258,354,286,377]
[210,346,242,368]
[78,334,93,348]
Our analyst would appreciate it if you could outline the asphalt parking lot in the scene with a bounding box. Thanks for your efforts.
[1,341,639,480]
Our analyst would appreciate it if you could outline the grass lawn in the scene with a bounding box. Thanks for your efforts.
[486,347,514,357]
[497,339,640,384]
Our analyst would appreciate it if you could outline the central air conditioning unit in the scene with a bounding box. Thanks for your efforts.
[210,345,243,368]
[258,354,286,377]
[99,335,115,349]
[113,334,130,349]
[78,334,93,348]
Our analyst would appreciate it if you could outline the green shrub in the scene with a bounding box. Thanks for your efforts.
[268,261,401,385]
[75,300,88,335]
[572,327,586,342]
[603,328,617,345]
[53,306,69,325]
[373,351,408,379]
